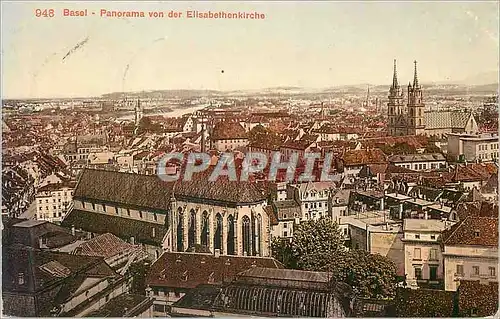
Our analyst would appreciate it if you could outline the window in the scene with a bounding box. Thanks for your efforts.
[414,248,421,260]
[283,231,288,237]
[415,234,420,239]
[283,223,287,229]
[153,213,157,221]
[174,291,181,298]
[414,267,422,280]
[139,211,143,219]
[127,209,130,216]
[430,266,438,281]
[489,267,496,277]
[474,230,480,237]
[18,273,25,285]
[154,304,165,312]
[472,266,480,276]
[456,265,464,275]
[428,248,438,260]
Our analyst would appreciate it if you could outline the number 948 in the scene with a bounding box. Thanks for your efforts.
[35,9,55,17]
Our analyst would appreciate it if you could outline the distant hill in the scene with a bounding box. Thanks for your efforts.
[101,89,221,99]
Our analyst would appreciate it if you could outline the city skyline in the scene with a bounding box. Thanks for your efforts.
[2,1,499,99]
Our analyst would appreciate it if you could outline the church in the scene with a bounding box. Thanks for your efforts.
[387,60,478,137]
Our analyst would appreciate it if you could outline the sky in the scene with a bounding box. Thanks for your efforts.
[1,1,499,99]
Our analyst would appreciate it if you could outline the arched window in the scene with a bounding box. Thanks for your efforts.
[214,213,223,252]
[227,215,235,255]
[242,216,251,256]
[255,214,262,256]
[177,208,184,252]
[201,211,209,248]
[188,209,196,249]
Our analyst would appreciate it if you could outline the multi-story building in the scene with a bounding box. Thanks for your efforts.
[289,182,334,221]
[388,153,446,171]
[447,132,499,162]
[35,181,76,223]
[441,215,498,291]
[402,219,450,289]
[145,251,282,316]
[63,168,272,259]
[210,121,248,152]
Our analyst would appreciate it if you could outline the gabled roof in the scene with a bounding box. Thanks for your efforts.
[424,111,474,130]
[2,245,117,295]
[62,209,167,246]
[73,233,138,258]
[73,169,269,208]
[146,252,283,289]
[211,121,247,140]
[441,216,498,247]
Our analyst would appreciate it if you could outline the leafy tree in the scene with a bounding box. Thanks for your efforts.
[282,217,397,299]
[291,217,344,270]
[271,237,297,269]
[127,261,150,295]
[328,249,398,299]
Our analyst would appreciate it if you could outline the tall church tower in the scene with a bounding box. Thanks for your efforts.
[134,97,144,127]
[387,59,404,136]
[407,61,425,135]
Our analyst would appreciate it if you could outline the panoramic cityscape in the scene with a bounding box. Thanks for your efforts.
[2,1,499,318]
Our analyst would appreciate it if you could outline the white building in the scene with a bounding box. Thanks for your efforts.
[290,182,335,221]
[441,216,498,291]
[402,219,450,289]
[447,133,499,162]
[36,182,76,223]
[388,153,446,171]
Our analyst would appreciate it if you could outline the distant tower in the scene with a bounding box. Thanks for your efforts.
[407,61,425,135]
[365,85,370,107]
[387,59,404,136]
[134,98,144,127]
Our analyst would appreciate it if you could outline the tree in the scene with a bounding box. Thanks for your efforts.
[271,237,297,269]
[285,217,398,299]
[328,249,398,299]
[291,217,344,270]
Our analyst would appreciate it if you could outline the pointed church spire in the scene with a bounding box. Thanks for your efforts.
[413,60,419,88]
[392,59,399,88]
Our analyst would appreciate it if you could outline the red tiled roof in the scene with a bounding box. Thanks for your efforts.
[74,233,137,258]
[442,216,498,247]
[343,148,387,166]
[146,252,283,289]
[211,121,247,140]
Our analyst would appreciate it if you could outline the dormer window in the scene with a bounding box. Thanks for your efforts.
[18,273,25,285]
[181,270,188,281]
[474,230,480,237]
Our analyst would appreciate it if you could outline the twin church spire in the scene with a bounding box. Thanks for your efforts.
[390,59,420,94]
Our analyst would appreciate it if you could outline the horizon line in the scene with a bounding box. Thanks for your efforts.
[3,81,499,101]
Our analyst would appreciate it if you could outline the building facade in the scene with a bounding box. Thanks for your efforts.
[387,60,478,137]
[402,219,448,289]
[447,132,499,162]
[35,182,75,223]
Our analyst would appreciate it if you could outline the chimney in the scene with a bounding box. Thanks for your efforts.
[214,249,220,258]
[130,236,135,245]
[380,197,384,211]
[39,237,44,249]
[71,225,75,236]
